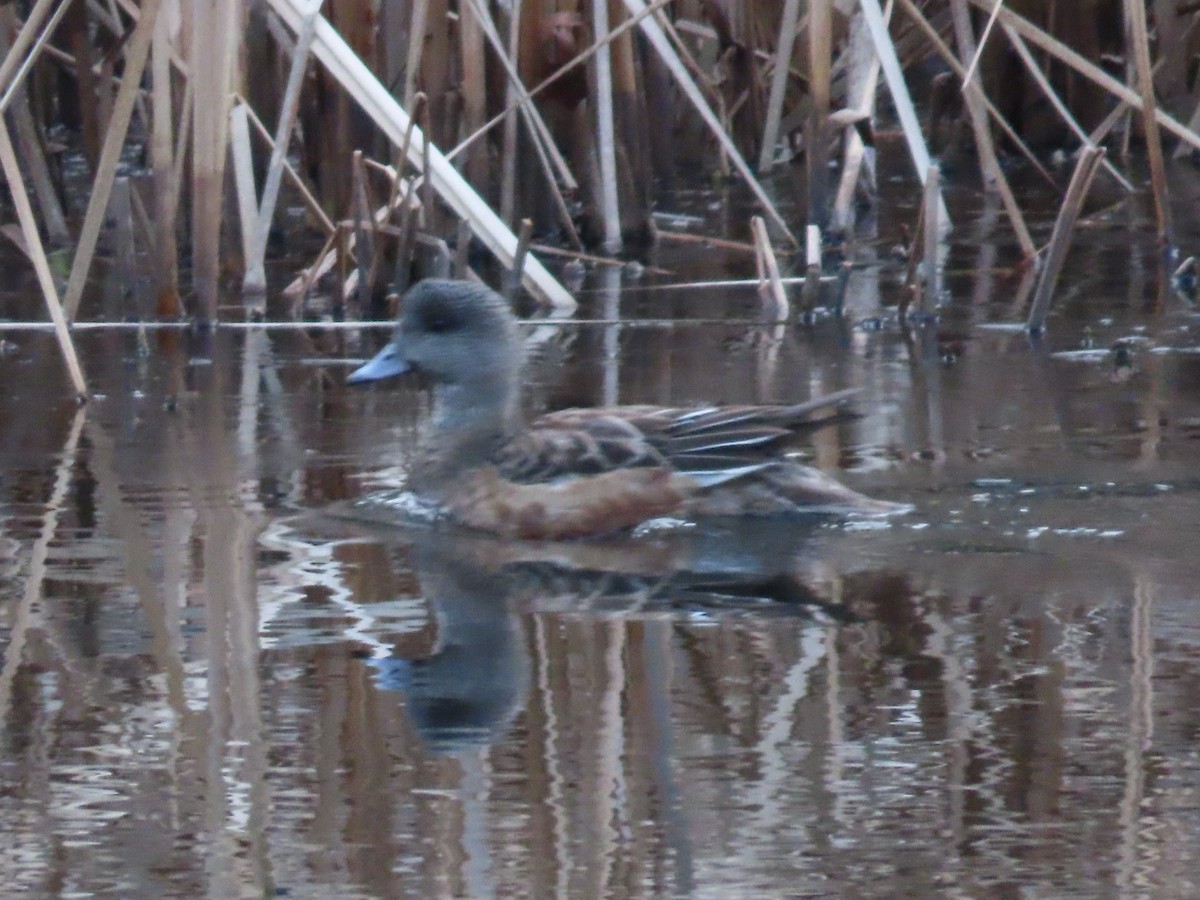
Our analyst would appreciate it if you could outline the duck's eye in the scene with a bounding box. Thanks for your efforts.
[423,313,459,333]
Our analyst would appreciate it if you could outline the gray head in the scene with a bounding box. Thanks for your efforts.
[348,279,522,387]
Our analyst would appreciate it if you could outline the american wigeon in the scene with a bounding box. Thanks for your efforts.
[348,279,907,539]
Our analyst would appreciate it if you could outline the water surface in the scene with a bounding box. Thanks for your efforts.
[2,162,1200,896]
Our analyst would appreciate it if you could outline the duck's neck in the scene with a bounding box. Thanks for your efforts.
[415,374,521,486]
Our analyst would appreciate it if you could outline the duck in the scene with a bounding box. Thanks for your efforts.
[347,279,907,540]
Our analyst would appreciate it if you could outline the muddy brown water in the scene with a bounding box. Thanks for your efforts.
[3,161,1200,896]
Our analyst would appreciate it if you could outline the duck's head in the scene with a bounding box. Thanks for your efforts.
[348,279,522,387]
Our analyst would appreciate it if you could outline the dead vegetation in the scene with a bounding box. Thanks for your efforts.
[3,1,1200,394]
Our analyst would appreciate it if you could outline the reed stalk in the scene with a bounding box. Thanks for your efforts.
[453,220,472,279]
[0,0,62,103]
[807,0,832,227]
[63,0,162,322]
[459,0,581,242]
[0,6,71,245]
[948,0,1036,257]
[1001,24,1132,193]
[267,0,575,310]
[236,96,335,235]
[0,119,88,395]
[802,224,822,312]
[351,150,377,309]
[894,0,1055,187]
[920,164,942,313]
[833,7,883,232]
[1124,0,1172,242]
[230,103,260,275]
[499,0,523,226]
[758,0,803,173]
[504,219,534,300]
[458,0,488,190]
[966,0,1200,155]
[403,0,431,110]
[244,0,323,293]
[859,0,948,227]
[111,176,137,295]
[622,0,797,246]
[593,0,622,253]
[151,6,180,314]
[1027,147,1106,333]
[190,0,239,323]
[751,216,788,320]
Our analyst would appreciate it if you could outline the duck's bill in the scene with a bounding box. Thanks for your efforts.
[347,345,411,383]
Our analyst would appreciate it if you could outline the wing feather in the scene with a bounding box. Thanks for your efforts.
[516,388,861,484]
[495,415,666,484]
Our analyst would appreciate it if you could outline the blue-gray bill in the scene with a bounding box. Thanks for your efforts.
[348,345,411,383]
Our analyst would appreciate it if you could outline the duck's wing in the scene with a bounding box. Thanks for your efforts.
[493,414,668,484]
[532,388,860,485]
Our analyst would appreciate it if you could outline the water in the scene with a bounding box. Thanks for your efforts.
[2,161,1200,896]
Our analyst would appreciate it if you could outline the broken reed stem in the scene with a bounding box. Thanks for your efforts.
[750,216,788,320]
[920,164,942,313]
[802,224,822,312]
[287,230,337,313]
[504,218,534,300]
[454,220,472,278]
[752,219,768,285]
[833,5,885,232]
[529,242,671,274]
[655,228,757,255]
[230,104,260,275]
[351,150,377,310]
[1027,147,1106,333]
[403,0,431,109]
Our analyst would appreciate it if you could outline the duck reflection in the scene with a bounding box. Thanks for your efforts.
[367,540,528,753]
[346,521,855,754]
